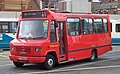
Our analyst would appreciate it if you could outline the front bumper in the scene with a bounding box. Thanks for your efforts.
[9,55,46,63]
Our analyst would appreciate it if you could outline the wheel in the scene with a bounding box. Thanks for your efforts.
[13,61,24,67]
[89,50,97,62]
[42,54,55,70]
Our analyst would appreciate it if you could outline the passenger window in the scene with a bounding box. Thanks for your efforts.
[82,18,94,34]
[0,22,18,33]
[67,18,81,36]
[50,22,57,42]
[116,24,120,32]
[94,18,103,34]
[2,25,8,33]
[103,18,108,32]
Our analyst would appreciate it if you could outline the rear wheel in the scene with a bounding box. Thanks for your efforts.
[13,61,24,67]
[42,54,55,70]
[89,50,97,62]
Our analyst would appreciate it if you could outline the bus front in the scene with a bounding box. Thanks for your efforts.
[9,10,58,69]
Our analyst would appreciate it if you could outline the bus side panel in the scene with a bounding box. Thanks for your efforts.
[0,33,14,48]
[67,34,94,61]
[97,17,112,56]
[68,49,91,61]
[67,33,112,61]
[97,46,112,56]
[97,34,112,56]
[111,21,120,44]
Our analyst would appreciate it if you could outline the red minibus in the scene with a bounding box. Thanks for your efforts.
[9,10,112,70]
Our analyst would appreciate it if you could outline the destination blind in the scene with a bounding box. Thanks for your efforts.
[22,11,46,18]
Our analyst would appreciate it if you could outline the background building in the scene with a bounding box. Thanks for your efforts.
[1,0,120,14]
[58,0,91,13]
[91,0,120,14]
[42,0,58,11]
[0,0,91,13]
[0,0,29,11]
[0,0,57,11]
[41,0,91,13]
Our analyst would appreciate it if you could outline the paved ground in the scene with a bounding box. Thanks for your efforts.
[0,45,120,74]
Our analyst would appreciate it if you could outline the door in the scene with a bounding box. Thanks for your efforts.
[58,22,67,61]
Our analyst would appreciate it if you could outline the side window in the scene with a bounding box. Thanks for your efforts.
[82,18,94,34]
[94,18,103,34]
[2,25,8,33]
[0,22,18,33]
[103,18,108,32]
[9,22,18,33]
[50,21,57,42]
[67,18,81,36]
[116,24,120,32]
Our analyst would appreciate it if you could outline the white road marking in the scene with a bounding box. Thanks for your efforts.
[19,58,120,74]
[0,55,9,58]
[19,65,120,74]
[58,57,120,70]
[0,64,12,67]
[0,60,11,62]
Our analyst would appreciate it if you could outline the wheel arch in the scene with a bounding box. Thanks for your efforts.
[46,51,59,64]
[92,49,98,58]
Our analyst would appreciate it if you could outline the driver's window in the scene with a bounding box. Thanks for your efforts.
[50,21,57,42]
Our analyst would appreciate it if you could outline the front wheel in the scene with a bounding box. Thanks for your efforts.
[42,55,55,70]
[13,61,24,67]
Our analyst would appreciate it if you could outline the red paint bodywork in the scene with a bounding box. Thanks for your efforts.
[9,10,112,64]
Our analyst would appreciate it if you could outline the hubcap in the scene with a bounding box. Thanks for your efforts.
[91,52,95,60]
[48,59,53,67]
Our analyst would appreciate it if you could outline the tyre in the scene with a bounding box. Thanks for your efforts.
[13,61,24,67]
[89,50,97,62]
[42,54,55,70]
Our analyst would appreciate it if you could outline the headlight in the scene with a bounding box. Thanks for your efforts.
[35,48,42,52]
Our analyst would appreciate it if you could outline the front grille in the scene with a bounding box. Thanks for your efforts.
[16,47,31,55]
[16,47,31,52]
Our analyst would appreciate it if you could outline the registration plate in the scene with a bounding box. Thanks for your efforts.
[18,57,27,60]
[20,52,26,54]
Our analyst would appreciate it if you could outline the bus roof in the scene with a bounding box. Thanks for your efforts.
[21,10,109,21]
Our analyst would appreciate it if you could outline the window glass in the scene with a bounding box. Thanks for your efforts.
[0,22,17,33]
[2,25,8,33]
[67,18,81,36]
[116,24,120,32]
[18,20,48,39]
[82,18,94,34]
[51,3,55,8]
[45,3,49,8]
[103,18,108,32]
[50,21,57,42]
[94,18,103,33]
